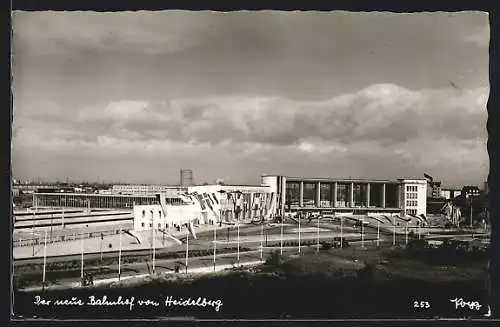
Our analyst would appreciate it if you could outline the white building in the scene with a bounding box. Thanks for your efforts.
[133,204,203,232]
[398,179,427,216]
[132,183,275,233]
[440,189,462,200]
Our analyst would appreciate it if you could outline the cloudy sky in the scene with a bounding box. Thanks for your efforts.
[12,11,489,187]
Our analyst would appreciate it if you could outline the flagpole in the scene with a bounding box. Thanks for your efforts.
[377,221,380,247]
[298,212,301,254]
[42,228,47,290]
[118,227,122,281]
[185,226,189,274]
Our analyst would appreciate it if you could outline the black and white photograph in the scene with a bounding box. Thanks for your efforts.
[10,9,493,319]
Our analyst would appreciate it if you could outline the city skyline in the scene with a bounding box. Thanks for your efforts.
[12,11,489,187]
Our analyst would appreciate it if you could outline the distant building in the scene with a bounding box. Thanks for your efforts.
[462,185,481,198]
[180,169,194,186]
[439,188,462,200]
[111,184,186,196]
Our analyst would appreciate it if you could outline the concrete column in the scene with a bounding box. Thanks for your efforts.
[381,184,386,208]
[332,182,338,208]
[316,182,321,207]
[349,183,354,208]
[366,183,371,207]
[299,181,304,207]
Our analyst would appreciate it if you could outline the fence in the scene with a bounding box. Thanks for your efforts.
[13,228,124,248]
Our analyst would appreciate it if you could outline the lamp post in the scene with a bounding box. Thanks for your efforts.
[361,221,365,249]
[31,208,35,257]
[80,232,84,282]
[316,214,320,254]
[393,216,396,246]
[298,212,301,254]
[235,191,242,266]
[118,227,122,281]
[223,190,243,266]
[405,221,409,245]
[153,216,156,274]
[100,232,103,263]
[50,213,53,242]
[280,213,284,256]
[377,221,380,247]
[260,218,264,261]
[185,224,189,274]
[340,216,343,249]
[42,228,47,290]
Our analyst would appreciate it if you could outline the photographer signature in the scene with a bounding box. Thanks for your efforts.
[449,298,483,311]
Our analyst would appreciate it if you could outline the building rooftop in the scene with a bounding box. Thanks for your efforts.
[271,176,398,183]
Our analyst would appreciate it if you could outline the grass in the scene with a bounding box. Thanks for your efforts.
[13,246,490,319]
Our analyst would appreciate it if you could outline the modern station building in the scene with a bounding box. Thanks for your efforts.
[261,175,427,217]
[132,183,275,232]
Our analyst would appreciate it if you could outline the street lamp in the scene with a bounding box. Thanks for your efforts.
[361,220,365,249]
[220,190,243,266]
[377,220,380,247]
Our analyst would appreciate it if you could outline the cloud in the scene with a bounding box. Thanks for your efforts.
[20,83,486,146]
[11,83,488,185]
[12,11,220,56]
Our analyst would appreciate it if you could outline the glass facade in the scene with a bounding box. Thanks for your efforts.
[303,182,316,207]
[285,182,300,206]
[34,193,182,209]
[336,183,349,207]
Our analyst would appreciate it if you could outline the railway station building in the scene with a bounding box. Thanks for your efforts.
[261,175,427,218]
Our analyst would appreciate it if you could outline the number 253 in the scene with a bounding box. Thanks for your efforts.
[414,301,430,308]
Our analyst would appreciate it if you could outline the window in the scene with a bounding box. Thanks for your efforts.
[149,223,153,228]
[158,223,161,228]
[142,210,145,218]
[141,222,145,227]
[158,211,162,217]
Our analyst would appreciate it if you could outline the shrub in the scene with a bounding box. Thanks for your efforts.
[265,250,285,267]
[321,242,333,250]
